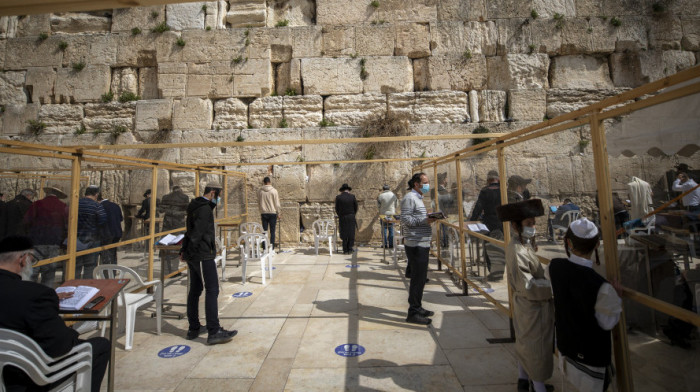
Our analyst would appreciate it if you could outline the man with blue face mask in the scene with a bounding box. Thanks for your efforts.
[181,183,237,345]
[401,172,437,325]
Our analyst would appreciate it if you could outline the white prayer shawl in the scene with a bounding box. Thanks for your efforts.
[627,177,652,220]
[506,239,555,382]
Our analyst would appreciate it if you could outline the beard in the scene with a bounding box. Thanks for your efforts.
[21,261,34,281]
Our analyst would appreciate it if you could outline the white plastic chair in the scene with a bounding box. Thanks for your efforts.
[393,228,405,264]
[313,219,336,256]
[552,210,581,235]
[0,328,92,392]
[240,222,264,236]
[93,265,162,351]
[238,233,273,285]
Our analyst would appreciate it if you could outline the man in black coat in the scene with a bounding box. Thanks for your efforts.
[335,183,358,254]
[469,170,502,234]
[2,189,36,238]
[180,183,237,345]
[0,236,110,392]
[159,186,190,273]
[98,194,123,265]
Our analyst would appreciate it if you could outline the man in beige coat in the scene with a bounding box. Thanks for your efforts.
[258,177,281,249]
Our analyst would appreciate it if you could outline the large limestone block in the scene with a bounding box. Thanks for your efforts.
[172,98,213,130]
[355,25,394,56]
[649,15,682,50]
[83,102,135,132]
[486,0,531,19]
[0,16,18,39]
[139,68,159,100]
[324,94,387,126]
[496,18,562,56]
[135,99,172,132]
[232,58,273,97]
[301,58,363,95]
[508,89,546,122]
[249,96,284,128]
[289,59,302,94]
[477,90,506,123]
[530,0,576,18]
[166,2,206,30]
[413,58,429,91]
[16,14,50,37]
[54,65,111,103]
[681,17,700,51]
[186,71,234,99]
[316,0,371,25]
[157,30,245,63]
[613,16,649,52]
[213,98,248,130]
[550,55,613,89]
[437,0,487,22]
[284,95,323,128]
[299,201,336,230]
[638,50,697,83]
[266,0,315,27]
[50,13,110,34]
[431,21,498,56]
[302,128,365,162]
[25,67,56,104]
[0,71,27,106]
[416,91,468,123]
[426,54,488,91]
[546,89,628,119]
[468,90,479,123]
[112,6,165,32]
[0,40,5,71]
[4,37,62,70]
[115,34,159,67]
[292,26,322,58]
[1,104,40,135]
[363,56,414,94]
[279,202,300,243]
[38,104,83,134]
[322,26,355,56]
[111,68,139,96]
[394,23,430,58]
[373,0,438,24]
[203,1,219,29]
[609,51,645,88]
[275,62,291,95]
[487,54,549,90]
[226,0,266,28]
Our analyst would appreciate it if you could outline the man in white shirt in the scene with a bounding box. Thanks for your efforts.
[377,184,398,248]
[671,170,700,212]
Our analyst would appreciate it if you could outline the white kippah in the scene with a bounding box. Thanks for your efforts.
[569,218,598,239]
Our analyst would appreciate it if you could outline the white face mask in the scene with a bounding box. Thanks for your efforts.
[521,226,536,239]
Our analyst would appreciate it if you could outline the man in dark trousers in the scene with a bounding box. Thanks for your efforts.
[76,186,106,279]
[335,183,358,254]
[0,236,110,392]
[98,193,123,265]
[180,183,237,345]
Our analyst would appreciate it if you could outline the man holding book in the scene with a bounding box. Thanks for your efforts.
[0,235,110,392]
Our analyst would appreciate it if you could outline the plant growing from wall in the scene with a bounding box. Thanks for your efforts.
[462,49,472,60]
[201,4,207,12]
[232,56,244,64]
[206,26,212,31]
[131,27,141,35]
[27,120,47,135]
[364,145,376,160]
[110,125,128,141]
[279,118,288,128]
[531,9,538,19]
[118,91,140,103]
[58,41,68,51]
[176,37,186,47]
[319,118,335,127]
[471,125,491,147]
[151,11,159,18]
[578,139,590,153]
[359,58,369,80]
[151,21,170,33]
[553,13,565,29]
[528,44,536,54]
[74,124,86,135]
[296,155,304,162]
[101,90,114,103]
[285,88,297,96]
[38,32,49,41]
[276,19,289,27]
[610,17,622,27]
[370,1,380,8]
[71,62,85,72]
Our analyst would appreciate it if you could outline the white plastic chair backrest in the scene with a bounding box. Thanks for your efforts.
[240,222,264,235]
[313,219,335,237]
[94,265,149,304]
[561,210,581,227]
[238,233,269,259]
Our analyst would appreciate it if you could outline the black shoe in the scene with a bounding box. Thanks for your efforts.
[406,314,432,325]
[517,379,529,392]
[185,325,207,340]
[207,328,238,345]
[418,308,434,317]
[530,381,555,392]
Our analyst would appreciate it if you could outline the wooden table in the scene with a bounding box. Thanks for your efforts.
[59,278,129,392]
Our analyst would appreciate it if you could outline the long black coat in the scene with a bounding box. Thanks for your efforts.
[2,195,33,238]
[181,197,217,262]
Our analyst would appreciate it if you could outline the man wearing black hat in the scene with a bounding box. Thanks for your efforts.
[2,188,36,238]
[335,183,358,254]
[24,186,69,286]
[0,235,110,392]
[180,183,237,345]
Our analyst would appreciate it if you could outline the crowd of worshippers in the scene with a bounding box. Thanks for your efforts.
[0,184,191,287]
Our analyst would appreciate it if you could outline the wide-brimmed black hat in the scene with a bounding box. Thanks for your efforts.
[507,175,532,188]
[339,183,352,192]
[0,235,33,254]
[497,199,544,222]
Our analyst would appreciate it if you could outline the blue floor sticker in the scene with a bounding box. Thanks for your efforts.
[264,266,276,271]
[158,345,190,358]
[345,264,359,268]
[335,344,365,357]
[232,291,253,298]
[472,288,495,293]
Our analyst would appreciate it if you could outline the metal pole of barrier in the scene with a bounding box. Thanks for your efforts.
[277,212,282,252]
[148,164,158,284]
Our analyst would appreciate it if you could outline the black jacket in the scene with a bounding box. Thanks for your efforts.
[3,195,33,238]
[181,197,217,262]
[0,269,80,358]
[159,191,190,231]
[470,183,502,232]
[335,192,358,216]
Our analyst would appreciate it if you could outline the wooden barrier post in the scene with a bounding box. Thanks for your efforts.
[455,159,468,295]
[66,155,81,280]
[498,146,516,342]
[590,112,633,391]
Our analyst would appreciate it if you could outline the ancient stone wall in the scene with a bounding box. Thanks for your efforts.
[0,1,698,244]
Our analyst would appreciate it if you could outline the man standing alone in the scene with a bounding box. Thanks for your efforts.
[258,177,281,250]
[76,186,106,279]
[377,184,398,249]
[401,173,436,325]
[181,183,237,345]
[335,183,358,254]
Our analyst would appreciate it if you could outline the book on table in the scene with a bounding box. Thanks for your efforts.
[427,211,446,220]
[158,233,185,245]
[56,286,100,311]
[467,223,489,232]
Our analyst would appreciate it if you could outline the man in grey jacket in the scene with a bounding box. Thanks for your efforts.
[401,172,437,325]
[377,184,398,248]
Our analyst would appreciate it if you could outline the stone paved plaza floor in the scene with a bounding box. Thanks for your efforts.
[93,246,698,391]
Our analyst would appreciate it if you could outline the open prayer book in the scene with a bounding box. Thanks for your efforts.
[56,286,100,311]
[467,223,489,232]
[158,233,185,245]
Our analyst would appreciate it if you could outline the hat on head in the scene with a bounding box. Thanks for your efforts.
[0,236,33,255]
[497,199,544,222]
[143,189,151,197]
[43,186,67,199]
[675,163,691,172]
[487,170,499,180]
[205,183,222,190]
[507,175,532,188]
[568,218,599,239]
[339,183,352,192]
[382,184,390,190]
